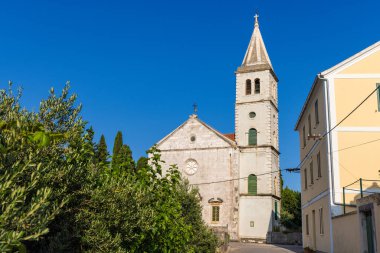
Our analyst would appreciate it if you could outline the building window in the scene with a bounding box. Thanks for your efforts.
[274,177,277,196]
[376,83,380,111]
[302,125,306,147]
[308,114,312,137]
[306,214,309,235]
[315,100,319,125]
[248,174,257,195]
[317,152,321,178]
[212,205,220,222]
[246,79,252,95]
[274,201,278,220]
[254,79,260,94]
[319,208,324,235]
[248,128,257,146]
[249,112,256,118]
[304,168,308,190]
[310,160,314,185]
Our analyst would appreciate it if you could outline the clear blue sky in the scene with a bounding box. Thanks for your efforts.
[2,0,380,190]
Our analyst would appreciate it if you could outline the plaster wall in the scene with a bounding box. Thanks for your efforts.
[239,196,275,239]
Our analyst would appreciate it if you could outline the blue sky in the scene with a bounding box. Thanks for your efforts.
[1,0,380,190]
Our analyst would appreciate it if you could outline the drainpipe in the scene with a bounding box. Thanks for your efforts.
[319,74,347,208]
[319,74,335,253]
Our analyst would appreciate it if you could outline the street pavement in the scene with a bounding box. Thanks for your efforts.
[229,242,303,253]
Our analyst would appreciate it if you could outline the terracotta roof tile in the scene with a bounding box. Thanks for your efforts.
[223,133,235,141]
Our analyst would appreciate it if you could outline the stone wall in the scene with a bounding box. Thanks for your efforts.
[266,232,302,245]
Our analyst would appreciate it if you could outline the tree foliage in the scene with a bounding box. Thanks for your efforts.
[96,134,108,165]
[280,186,302,231]
[0,84,218,252]
[136,156,148,171]
[112,131,123,167]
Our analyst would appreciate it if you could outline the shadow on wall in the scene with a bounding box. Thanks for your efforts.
[350,182,380,205]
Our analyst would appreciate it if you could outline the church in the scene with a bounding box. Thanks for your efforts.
[156,15,281,241]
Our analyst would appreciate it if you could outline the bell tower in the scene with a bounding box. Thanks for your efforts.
[235,14,278,148]
[235,14,281,240]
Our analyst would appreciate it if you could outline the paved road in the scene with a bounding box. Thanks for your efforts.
[229,242,303,253]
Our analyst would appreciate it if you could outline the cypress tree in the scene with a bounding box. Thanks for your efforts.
[112,131,123,167]
[97,134,108,164]
[115,144,135,174]
[136,157,148,171]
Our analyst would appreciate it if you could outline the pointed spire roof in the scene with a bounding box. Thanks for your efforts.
[237,14,274,74]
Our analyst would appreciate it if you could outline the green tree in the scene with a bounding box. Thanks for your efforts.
[23,84,94,252]
[96,134,108,165]
[0,86,63,252]
[112,131,123,167]
[1,84,218,252]
[136,156,148,171]
[112,144,135,175]
[79,146,218,252]
[280,187,302,231]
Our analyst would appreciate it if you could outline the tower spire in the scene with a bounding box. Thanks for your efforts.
[238,14,273,73]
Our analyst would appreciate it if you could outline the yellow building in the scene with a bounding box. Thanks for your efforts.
[295,41,380,253]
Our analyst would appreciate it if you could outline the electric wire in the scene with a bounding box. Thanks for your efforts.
[295,86,380,169]
[191,169,284,186]
[190,86,380,186]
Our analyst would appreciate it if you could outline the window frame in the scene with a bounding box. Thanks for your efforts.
[302,125,306,148]
[308,114,312,137]
[317,152,321,178]
[249,112,256,119]
[254,78,260,94]
[310,160,314,185]
[246,79,252,95]
[248,174,258,195]
[376,83,380,111]
[306,214,309,235]
[211,205,220,223]
[248,128,257,146]
[304,168,308,190]
[319,207,324,235]
[274,201,278,220]
[315,100,319,125]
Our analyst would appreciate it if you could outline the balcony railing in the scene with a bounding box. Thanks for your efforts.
[343,178,380,214]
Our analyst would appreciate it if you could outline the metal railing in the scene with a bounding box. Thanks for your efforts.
[343,178,380,214]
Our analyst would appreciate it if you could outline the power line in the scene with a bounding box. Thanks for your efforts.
[191,86,379,186]
[296,86,380,169]
[333,137,380,153]
[322,86,380,138]
[191,168,287,186]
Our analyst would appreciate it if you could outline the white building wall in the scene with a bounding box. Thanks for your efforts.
[157,117,240,239]
[239,197,274,239]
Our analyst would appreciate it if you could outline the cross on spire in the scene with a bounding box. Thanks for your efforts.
[254,13,259,27]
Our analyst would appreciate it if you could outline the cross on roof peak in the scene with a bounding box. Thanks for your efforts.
[254,13,259,27]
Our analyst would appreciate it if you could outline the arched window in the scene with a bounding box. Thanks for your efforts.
[248,174,257,195]
[248,128,257,146]
[255,79,260,94]
[246,79,252,95]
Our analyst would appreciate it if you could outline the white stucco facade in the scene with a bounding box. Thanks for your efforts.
[156,16,281,241]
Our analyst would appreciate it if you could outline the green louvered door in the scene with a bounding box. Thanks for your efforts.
[248,174,257,195]
[248,128,257,146]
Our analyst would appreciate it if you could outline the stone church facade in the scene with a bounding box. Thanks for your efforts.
[156,16,281,241]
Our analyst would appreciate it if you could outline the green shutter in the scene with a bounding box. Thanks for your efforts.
[377,84,380,111]
[248,128,257,146]
[248,174,257,195]
[275,201,278,220]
